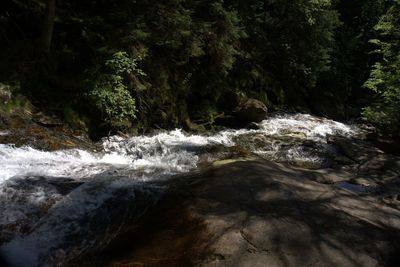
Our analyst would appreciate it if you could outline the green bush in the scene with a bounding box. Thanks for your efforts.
[363,2,400,135]
[87,52,145,124]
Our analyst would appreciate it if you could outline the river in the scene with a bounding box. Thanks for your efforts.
[0,113,360,267]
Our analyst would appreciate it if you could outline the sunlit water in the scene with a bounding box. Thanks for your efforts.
[0,113,357,183]
[0,113,359,267]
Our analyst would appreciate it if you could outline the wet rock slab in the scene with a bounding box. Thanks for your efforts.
[77,159,400,267]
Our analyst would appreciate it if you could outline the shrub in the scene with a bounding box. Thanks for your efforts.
[87,51,145,124]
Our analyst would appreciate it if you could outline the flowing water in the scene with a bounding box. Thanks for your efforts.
[0,113,359,267]
[0,113,357,183]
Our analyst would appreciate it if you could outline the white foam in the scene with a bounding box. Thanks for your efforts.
[259,113,355,140]
[0,114,358,184]
[0,145,126,182]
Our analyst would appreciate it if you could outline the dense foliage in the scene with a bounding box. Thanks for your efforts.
[363,1,400,135]
[0,0,398,137]
[87,51,143,124]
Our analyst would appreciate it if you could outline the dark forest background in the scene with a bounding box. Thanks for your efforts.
[0,0,399,138]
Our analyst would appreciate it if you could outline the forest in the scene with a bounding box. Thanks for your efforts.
[0,0,399,138]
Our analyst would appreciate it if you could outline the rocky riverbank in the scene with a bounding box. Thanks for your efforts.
[0,84,100,151]
[0,106,97,152]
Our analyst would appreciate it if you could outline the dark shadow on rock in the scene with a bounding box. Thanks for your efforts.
[70,159,400,267]
[191,160,400,266]
[74,177,208,267]
[369,137,400,157]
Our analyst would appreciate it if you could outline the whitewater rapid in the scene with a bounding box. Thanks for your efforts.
[0,113,360,267]
[0,113,357,184]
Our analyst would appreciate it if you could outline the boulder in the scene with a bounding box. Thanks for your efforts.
[233,98,268,126]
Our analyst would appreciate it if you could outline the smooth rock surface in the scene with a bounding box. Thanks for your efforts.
[77,159,400,267]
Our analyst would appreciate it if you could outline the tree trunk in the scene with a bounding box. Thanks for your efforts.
[41,0,56,53]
